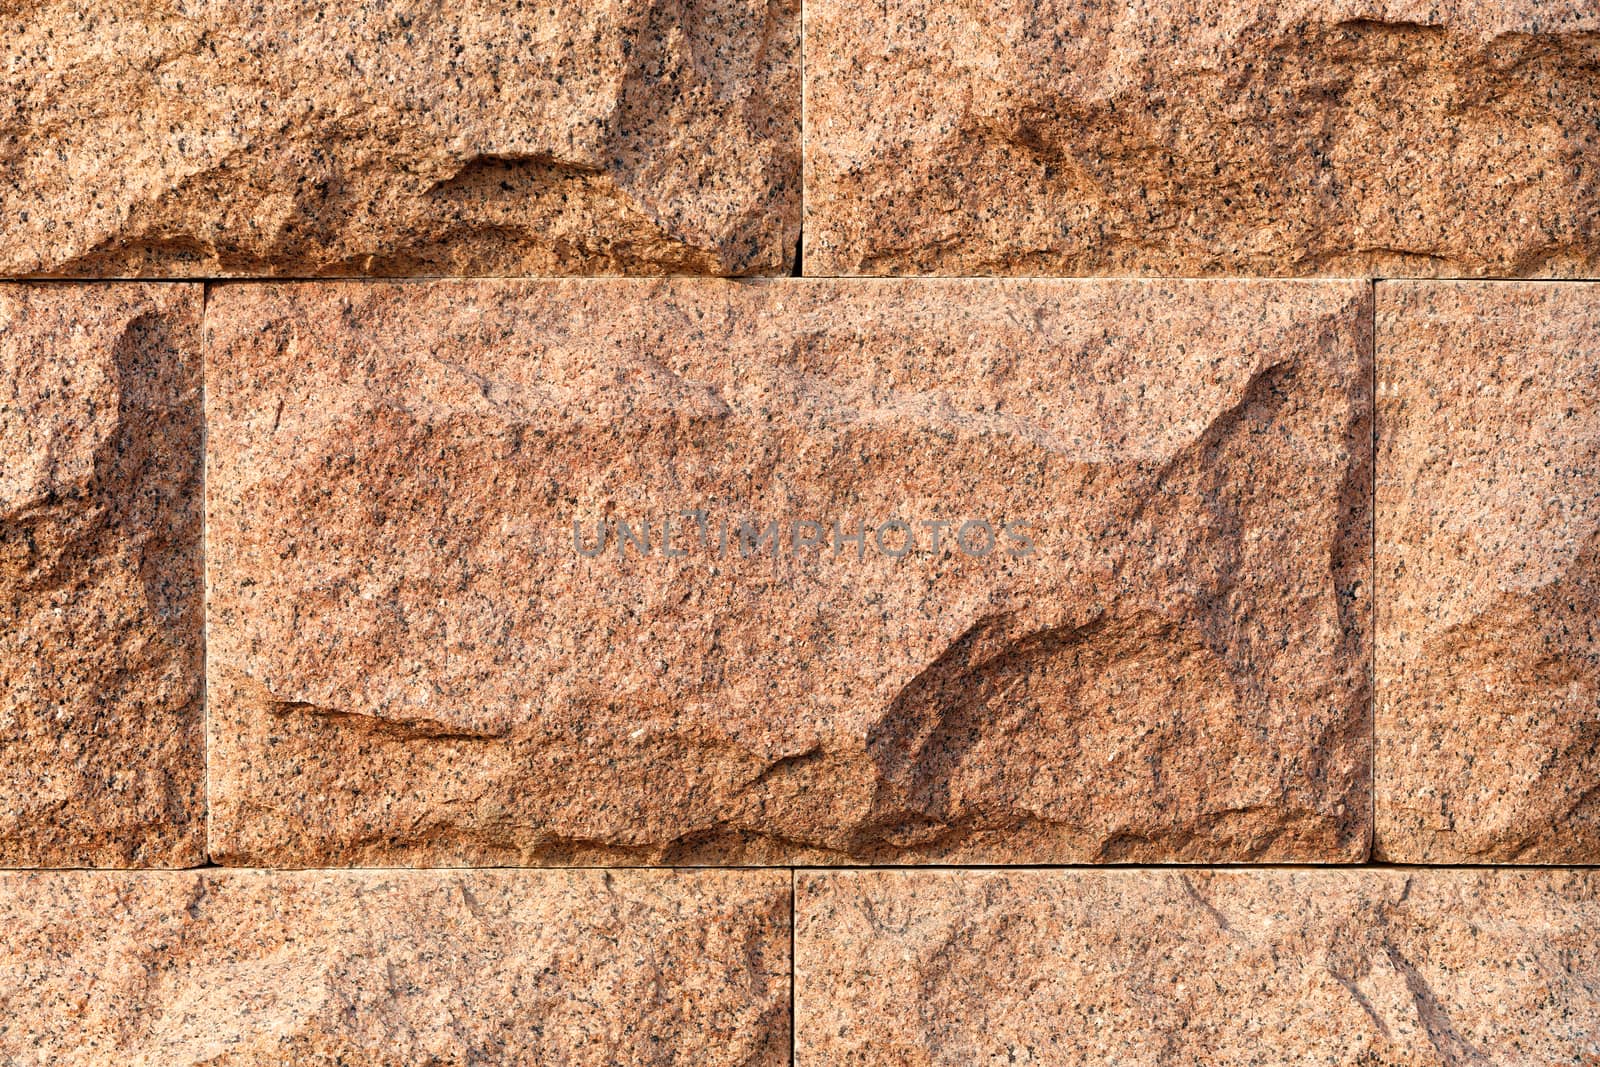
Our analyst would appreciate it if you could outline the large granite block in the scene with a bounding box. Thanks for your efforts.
[0,283,204,866]
[805,0,1600,277]
[1377,281,1600,862]
[0,869,790,1065]
[797,869,1600,1066]
[0,1,800,277]
[206,278,1371,865]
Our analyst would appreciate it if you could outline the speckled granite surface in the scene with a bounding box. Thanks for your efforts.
[204,278,1371,866]
[805,0,1600,277]
[0,1,800,277]
[1377,281,1600,863]
[797,868,1600,1066]
[4,1,1600,1048]
[0,868,791,1065]
[0,283,204,866]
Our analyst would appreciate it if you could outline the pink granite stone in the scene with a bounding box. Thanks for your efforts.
[805,0,1600,277]
[0,283,204,866]
[797,868,1600,1066]
[205,278,1372,866]
[1378,281,1600,862]
[0,1,800,277]
[0,868,791,1065]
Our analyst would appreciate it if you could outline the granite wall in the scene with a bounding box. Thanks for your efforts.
[1,2,1597,1063]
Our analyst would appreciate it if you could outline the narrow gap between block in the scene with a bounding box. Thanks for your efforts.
[1368,280,1379,863]
[72,860,1600,875]
[200,280,214,866]
[789,869,798,1066]
[8,273,1600,285]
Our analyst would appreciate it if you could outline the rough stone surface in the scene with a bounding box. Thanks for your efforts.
[0,868,790,1065]
[1377,282,1600,863]
[804,0,1600,277]
[206,278,1371,866]
[796,869,1600,1066]
[0,283,204,867]
[0,1,799,277]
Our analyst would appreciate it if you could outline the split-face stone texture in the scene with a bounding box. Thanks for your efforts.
[0,284,204,867]
[805,0,1600,277]
[0,1,799,278]
[796,869,1600,1066]
[206,278,1372,867]
[1377,282,1600,863]
[0,868,790,1065]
